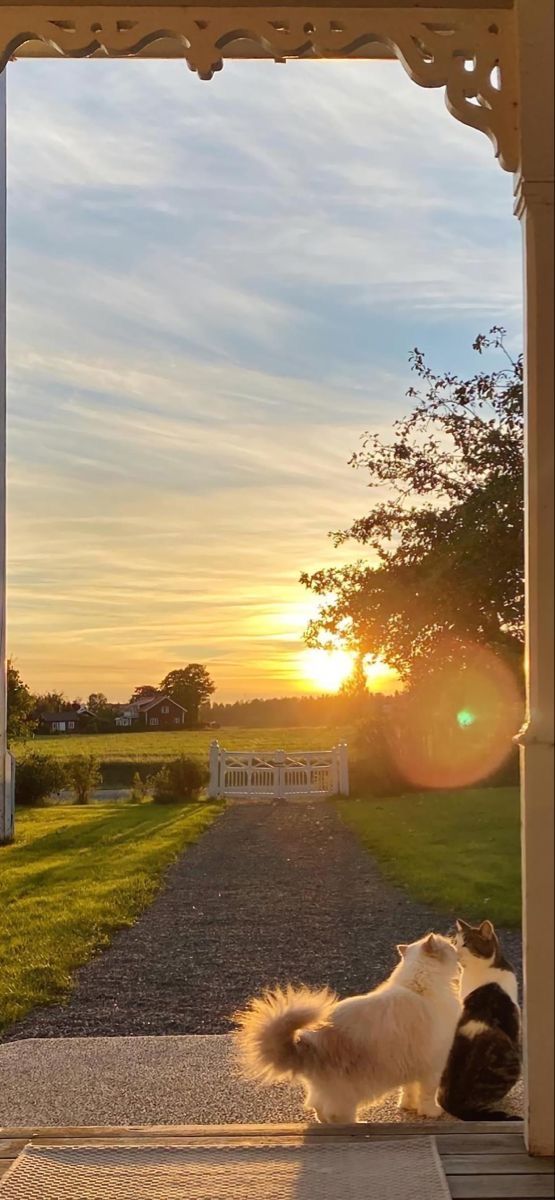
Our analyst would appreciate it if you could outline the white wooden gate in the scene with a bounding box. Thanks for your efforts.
[207,741,348,800]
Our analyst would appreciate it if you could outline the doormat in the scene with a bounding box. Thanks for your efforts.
[0,1136,450,1199]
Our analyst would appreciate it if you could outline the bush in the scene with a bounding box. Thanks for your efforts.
[151,756,209,804]
[15,753,67,807]
[351,703,520,798]
[130,771,149,803]
[350,712,407,798]
[65,755,102,805]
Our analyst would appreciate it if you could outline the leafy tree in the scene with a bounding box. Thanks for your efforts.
[33,691,69,717]
[341,655,368,699]
[86,693,119,728]
[7,661,37,740]
[301,329,524,684]
[65,755,102,805]
[340,654,372,719]
[159,665,216,725]
[130,684,159,704]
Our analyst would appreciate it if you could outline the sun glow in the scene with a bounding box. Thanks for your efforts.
[364,659,400,689]
[300,648,356,693]
[299,649,399,694]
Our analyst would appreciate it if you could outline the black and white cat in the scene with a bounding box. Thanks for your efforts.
[438,919,521,1121]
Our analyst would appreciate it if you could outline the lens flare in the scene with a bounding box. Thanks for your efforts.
[457,709,476,728]
[390,642,523,790]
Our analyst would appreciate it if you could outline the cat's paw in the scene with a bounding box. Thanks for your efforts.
[418,1099,443,1119]
[398,1088,418,1112]
[305,1109,321,1124]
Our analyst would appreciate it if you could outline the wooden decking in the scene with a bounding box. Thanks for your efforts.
[1,1121,553,1198]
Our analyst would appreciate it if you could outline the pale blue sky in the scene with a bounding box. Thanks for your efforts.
[7,58,522,700]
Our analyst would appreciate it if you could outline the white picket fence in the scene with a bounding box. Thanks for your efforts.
[207,740,349,800]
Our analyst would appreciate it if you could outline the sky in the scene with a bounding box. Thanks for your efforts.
[6,56,522,703]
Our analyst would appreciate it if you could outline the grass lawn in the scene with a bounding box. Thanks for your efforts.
[336,787,521,927]
[11,725,352,765]
[0,801,221,1033]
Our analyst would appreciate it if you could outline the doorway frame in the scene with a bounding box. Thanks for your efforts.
[0,0,552,1155]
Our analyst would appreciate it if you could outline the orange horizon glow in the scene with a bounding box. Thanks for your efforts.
[299,648,400,696]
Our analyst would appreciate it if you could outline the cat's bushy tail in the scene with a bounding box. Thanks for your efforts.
[233,985,337,1083]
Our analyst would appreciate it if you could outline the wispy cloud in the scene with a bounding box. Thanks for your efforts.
[7,58,522,699]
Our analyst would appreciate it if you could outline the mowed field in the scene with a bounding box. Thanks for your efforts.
[12,726,352,764]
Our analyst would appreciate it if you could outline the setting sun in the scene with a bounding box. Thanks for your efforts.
[300,648,356,693]
[299,649,401,694]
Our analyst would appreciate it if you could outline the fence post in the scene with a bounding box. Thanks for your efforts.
[331,746,340,795]
[338,743,349,796]
[275,749,285,800]
[208,740,220,799]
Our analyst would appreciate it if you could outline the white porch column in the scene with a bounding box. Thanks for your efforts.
[514,0,554,1157]
[0,67,12,846]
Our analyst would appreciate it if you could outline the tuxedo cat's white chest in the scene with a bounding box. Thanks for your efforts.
[461,960,519,1005]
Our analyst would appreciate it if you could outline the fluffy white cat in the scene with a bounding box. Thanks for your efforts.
[234,933,461,1123]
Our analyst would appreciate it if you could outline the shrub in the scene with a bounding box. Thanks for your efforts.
[151,756,209,804]
[130,771,148,803]
[350,711,407,798]
[65,755,102,805]
[15,753,67,807]
[352,703,520,797]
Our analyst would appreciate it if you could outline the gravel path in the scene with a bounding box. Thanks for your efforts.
[2,800,522,1042]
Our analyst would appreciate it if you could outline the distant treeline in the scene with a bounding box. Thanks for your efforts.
[205,693,386,727]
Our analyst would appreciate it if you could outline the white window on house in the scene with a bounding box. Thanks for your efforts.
[150,718,159,726]
[52,722,66,732]
[67,721,75,730]
[161,706,170,714]
[174,717,181,725]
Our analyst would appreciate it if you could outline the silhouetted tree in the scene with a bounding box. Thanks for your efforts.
[7,661,36,740]
[33,691,68,718]
[302,329,524,684]
[159,665,215,725]
[130,684,159,704]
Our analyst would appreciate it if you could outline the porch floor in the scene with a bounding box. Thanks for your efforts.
[0,1033,525,1127]
[1,1121,553,1199]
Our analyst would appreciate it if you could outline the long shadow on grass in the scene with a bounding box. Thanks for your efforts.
[3,806,197,873]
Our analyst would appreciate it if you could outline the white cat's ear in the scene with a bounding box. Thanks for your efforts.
[396,944,408,958]
[480,920,495,938]
[456,918,470,932]
[423,933,437,955]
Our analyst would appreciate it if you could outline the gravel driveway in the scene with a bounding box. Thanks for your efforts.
[2,800,522,1041]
